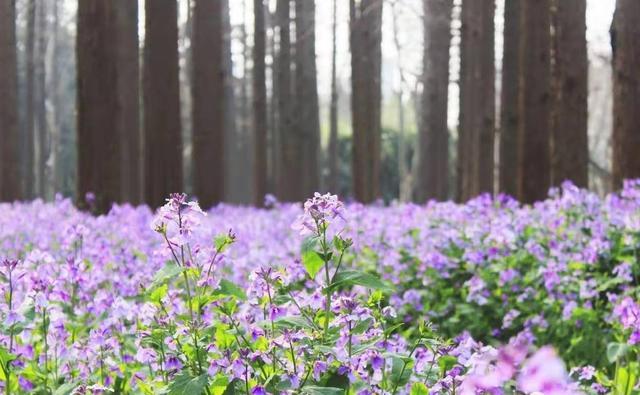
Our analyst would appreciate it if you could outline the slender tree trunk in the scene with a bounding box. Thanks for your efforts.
[24,0,35,198]
[0,0,20,201]
[35,0,47,198]
[222,0,239,203]
[551,0,588,188]
[391,1,410,202]
[417,0,452,202]
[328,0,339,194]
[518,0,551,203]
[77,1,122,213]
[239,0,254,202]
[275,0,293,200]
[611,0,640,189]
[458,0,494,201]
[144,0,183,208]
[499,0,520,196]
[115,0,141,204]
[46,0,61,198]
[192,0,225,208]
[350,0,383,203]
[294,0,321,199]
[253,0,268,206]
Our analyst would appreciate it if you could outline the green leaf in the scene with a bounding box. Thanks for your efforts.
[167,372,209,395]
[438,355,458,373]
[214,279,247,301]
[328,270,394,292]
[301,237,325,280]
[410,383,429,395]
[149,262,183,291]
[301,386,345,395]
[616,367,637,395]
[608,342,630,363]
[275,316,316,331]
[390,356,413,387]
[148,284,169,304]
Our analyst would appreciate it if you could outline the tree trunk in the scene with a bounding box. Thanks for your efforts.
[76,1,122,213]
[24,0,35,198]
[328,0,339,194]
[611,0,640,189]
[550,0,588,188]
[222,0,239,203]
[46,0,61,199]
[350,0,383,203]
[144,0,183,208]
[238,0,254,202]
[458,0,494,202]
[294,0,321,199]
[499,0,520,197]
[0,0,20,201]
[416,0,452,202]
[253,0,268,206]
[35,0,47,198]
[115,0,141,204]
[517,0,551,203]
[192,0,225,208]
[275,0,293,200]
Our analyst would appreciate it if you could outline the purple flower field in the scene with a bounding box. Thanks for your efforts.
[2,182,640,394]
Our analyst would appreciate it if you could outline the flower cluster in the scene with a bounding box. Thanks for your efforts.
[4,182,640,393]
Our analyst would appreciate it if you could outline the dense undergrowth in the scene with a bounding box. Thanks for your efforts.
[3,182,640,394]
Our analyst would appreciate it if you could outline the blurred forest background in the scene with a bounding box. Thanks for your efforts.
[0,0,637,212]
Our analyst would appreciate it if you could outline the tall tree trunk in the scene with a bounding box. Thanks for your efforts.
[0,0,20,201]
[144,0,183,208]
[35,0,47,198]
[517,0,551,203]
[328,0,339,194]
[458,0,494,202]
[275,0,293,200]
[499,0,520,196]
[24,0,35,198]
[253,0,268,206]
[222,0,239,203]
[239,0,254,202]
[416,0,452,202]
[46,0,61,198]
[192,0,225,208]
[294,0,321,199]
[391,1,410,202]
[115,0,141,204]
[77,1,122,213]
[611,0,640,189]
[350,0,383,203]
[551,0,588,188]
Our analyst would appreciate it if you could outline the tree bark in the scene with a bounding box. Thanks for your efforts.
[499,0,520,196]
[350,0,383,203]
[0,0,20,201]
[275,0,294,200]
[76,1,122,213]
[144,0,183,208]
[115,0,141,204]
[611,0,640,189]
[192,0,225,208]
[35,0,47,198]
[328,0,339,194]
[416,0,452,202]
[294,0,321,199]
[24,0,35,198]
[458,0,494,202]
[517,0,551,203]
[550,0,588,188]
[253,0,268,206]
